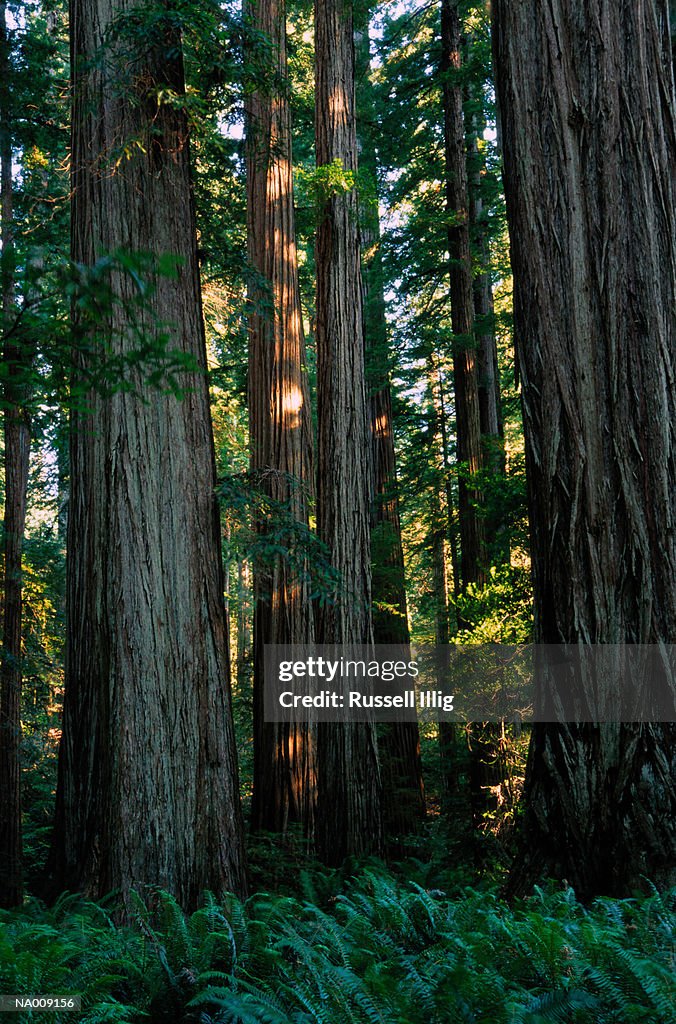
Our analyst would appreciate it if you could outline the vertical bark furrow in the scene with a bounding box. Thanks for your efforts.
[314,0,383,864]
[494,0,676,896]
[49,0,246,906]
[246,0,316,835]
[354,16,425,837]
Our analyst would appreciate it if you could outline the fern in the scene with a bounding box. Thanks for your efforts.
[511,986,599,1023]
[1,875,673,1024]
[614,947,676,1022]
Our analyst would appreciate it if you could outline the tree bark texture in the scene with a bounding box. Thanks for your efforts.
[0,0,27,906]
[48,0,246,906]
[441,0,485,589]
[355,16,425,838]
[314,0,383,864]
[245,0,316,836]
[494,0,676,896]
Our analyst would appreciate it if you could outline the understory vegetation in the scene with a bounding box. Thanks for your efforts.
[2,867,674,1024]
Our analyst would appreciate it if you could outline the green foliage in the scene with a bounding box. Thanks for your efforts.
[295,158,360,215]
[455,564,533,644]
[19,522,66,889]
[0,249,205,423]
[0,876,673,1024]
[0,893,146,1023]
[217,472,340,607]
[63,251,202,403]
[104,0,245,117]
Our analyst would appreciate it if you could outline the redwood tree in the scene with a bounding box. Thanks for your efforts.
[0,0,27,909]
[246,0,316,835]
[48,0,246,905]
[314,0,383,864]
[494,0,676,896]
[441,0,484,590]
[355,14,425,839]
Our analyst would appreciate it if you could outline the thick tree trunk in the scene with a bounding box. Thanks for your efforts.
[0,0,28,910]
[314,0,383,864]
[48,0,246,906]
[441,0,485,589]
[246,0,316,836]
[494,0,676,897]
[354,17,425,839]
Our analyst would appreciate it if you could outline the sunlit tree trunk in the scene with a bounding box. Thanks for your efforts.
[245,0,316,836]
[48,0,246,906]
[494,0,676,897]
[314,0,383,864]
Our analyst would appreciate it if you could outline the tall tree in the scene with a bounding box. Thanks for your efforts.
[47,0,246,905]
[463,56,504,482]
[464,59,508,832]
[245,0,316,835]
[494,0,676,896]
[441,0,484,590]
[314,0,383,864]
[0,0,28,909]
[355,14,425,838]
